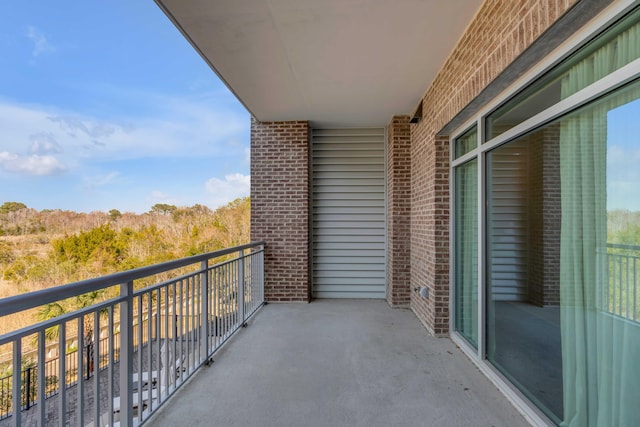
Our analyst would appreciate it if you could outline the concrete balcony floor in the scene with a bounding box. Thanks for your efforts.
[149,300,528,427]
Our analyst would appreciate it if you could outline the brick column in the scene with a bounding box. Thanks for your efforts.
[431,136,451,335]
[411,131,450,336]
[387,116,411,306]
[250,119,311,302]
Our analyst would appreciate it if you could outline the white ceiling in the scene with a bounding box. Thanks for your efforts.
[156,0,484,127]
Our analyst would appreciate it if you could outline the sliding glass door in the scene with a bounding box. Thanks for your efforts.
[486,124,564,422]
[452,6,640,425]
[485,76,640,426]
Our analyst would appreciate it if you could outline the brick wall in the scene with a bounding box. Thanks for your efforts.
[386,116,412,307]
[250,119,311,302]
[410,0,577,335]
[541,125,561,306]
[530,130,545,306]
[410,134,450,335]
[424,0,579,134]
[529,124,561,306]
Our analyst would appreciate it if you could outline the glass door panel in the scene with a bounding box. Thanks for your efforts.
[454,159,478,347]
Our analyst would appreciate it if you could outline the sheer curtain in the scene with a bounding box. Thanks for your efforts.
[560,22,640,427]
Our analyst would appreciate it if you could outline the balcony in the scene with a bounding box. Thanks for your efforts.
[0,241,528,426]
[0,242,265,426]
[149,300,527,427]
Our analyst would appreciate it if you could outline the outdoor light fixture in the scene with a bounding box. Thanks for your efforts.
[413,286,429,298]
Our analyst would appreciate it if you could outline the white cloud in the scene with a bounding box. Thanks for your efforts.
[26,26,55,57]
[0,151,67,175]
[0,128,67,176]
[0,93,249,210]
[29,133,63,154]
[0,96,248,166]
[205,173,250,208]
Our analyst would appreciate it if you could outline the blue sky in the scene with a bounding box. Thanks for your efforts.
[0,2,250,213]
[608,97,640,211]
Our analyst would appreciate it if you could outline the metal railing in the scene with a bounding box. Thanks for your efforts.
[603,243,640,322]
[0,241,265,426]
[0,331,125,420]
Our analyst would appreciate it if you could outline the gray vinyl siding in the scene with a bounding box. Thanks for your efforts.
[312,128,386,299]
[488,143,528,302]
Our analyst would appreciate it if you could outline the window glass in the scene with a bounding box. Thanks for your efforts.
[454,158,478,347]
[454,126,477,159]
[486,7,640,140]
[486,78,640,425]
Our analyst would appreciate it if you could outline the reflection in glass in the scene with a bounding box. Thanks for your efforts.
[486,79,640,425]
[487,131,563,422]
[454,127,477,159]
[454,159,478,347]
[485,7,640,140]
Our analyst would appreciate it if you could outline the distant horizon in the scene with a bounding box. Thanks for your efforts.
[1,2,250,214]
[0,196,249,215]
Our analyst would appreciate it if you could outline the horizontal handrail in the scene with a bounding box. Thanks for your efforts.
[0,297,124,346]
[0,241,265,318]
[607,243,640,252]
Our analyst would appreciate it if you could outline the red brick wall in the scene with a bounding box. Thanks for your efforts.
[250,119,311,302]
[386,116,412,306]
[410,0,577,335]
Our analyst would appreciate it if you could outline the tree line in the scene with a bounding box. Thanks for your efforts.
[0,198,250,296]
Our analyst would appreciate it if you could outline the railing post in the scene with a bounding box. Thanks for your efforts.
[259,245,265,304]
[200,260,209,360]
[238,250,246,326]
[107,308,115,427]
[25,367,31,411]
[119,280,134,426]
[596,247,603,312]
[174,315,178,341]
[37,331,45,424]
[85,341,92,381]
[12,340,21,427]
[58,323,66,426]
[77,317,84,427]
[93,311,100,427]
